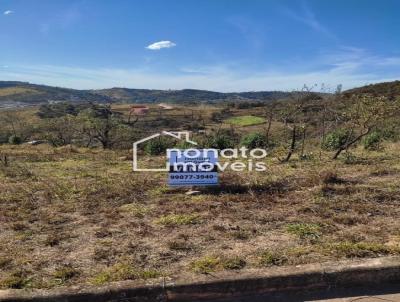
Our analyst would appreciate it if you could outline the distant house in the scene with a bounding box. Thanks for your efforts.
[158,103,174,110]
[130,105,149,115]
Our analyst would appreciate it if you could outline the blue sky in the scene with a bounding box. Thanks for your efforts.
[0,0,399,91]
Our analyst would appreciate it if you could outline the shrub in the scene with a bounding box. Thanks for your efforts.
[8,135,22,145]
[203,134,235,149]
[240,132,268,149]
[363,131,382,150]
[145,138,171,155]
[322,129,350,151]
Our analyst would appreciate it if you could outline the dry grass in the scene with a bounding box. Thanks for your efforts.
[0,143,400,289]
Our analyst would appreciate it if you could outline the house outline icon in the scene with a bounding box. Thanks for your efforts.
[132,131,198,172]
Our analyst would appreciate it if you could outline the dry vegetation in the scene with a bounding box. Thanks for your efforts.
[0,142,400,289]
[0,93,400,290]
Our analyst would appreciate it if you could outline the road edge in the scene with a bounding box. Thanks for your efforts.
[1,256,399,302]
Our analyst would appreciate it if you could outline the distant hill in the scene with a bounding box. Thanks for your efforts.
[3,80,398,108]
[344,80,400,99]
[0,81,111,107]
[0,81,294,108]
[95,87,292,103]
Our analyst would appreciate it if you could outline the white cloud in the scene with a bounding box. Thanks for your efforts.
[146,40,176,50]
[281,3,336,40]
[3,10,13,15]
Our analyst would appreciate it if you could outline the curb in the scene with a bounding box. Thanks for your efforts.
[1,256,400,302]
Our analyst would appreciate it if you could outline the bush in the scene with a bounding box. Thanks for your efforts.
[241,132,268,148]
[363,131,382,150]
[8,135,22,145]
[202,134,235,149]
[144,138,171,155]
[322,129,350,151]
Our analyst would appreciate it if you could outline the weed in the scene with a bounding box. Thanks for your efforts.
[327,242,400,258]
[91,262,161,285]
[53,265,79,283]
[190,256,220,274]
[286,223,321,241]
[259,251,288,267]
[156,214,200,226]
[119,203,149,218]
[0,271,31,289]
[221,257,246,270]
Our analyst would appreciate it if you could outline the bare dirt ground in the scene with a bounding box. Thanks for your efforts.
[0,144,400,289]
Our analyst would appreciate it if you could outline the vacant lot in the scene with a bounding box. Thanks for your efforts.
[0,143,399,289]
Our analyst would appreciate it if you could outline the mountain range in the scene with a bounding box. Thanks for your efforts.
[0,80,399,108]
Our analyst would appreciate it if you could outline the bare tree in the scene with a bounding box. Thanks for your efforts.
[277,85,316,162]
[332,95,399,159]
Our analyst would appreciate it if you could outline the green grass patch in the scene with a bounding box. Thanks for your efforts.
[286,223,321,241]
[155,214,200,226]
[224,115,266,127]
[119,203,149,218]
[53,265,80,283]
[190,256,220,274]
[259,251,288,267]
[90,263,161,285]
[327,242,400,258]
